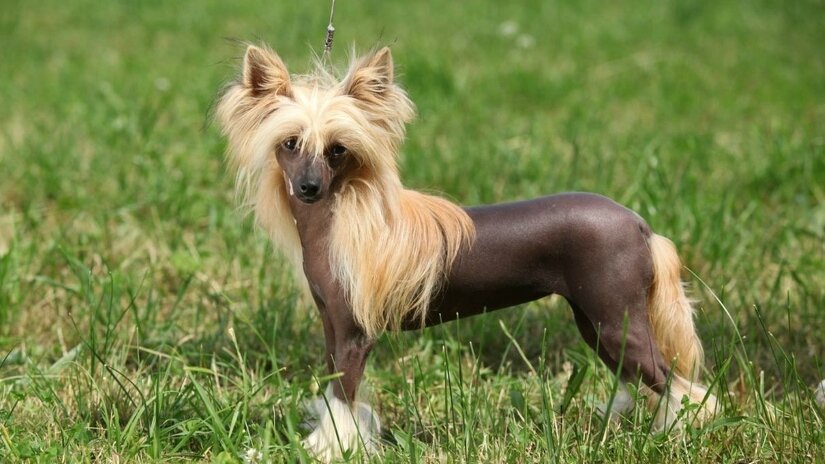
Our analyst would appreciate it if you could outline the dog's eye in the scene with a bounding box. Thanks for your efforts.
[329,144,347,158]
[282,137,298,151]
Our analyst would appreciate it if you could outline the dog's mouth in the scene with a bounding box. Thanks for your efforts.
[296,194,322,204]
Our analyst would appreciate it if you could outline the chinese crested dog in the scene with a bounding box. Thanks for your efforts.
[216,44,718,460]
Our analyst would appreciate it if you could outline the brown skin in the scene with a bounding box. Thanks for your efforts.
[278,141,671,406]
[426,194,669,390]
[277,139,375,404]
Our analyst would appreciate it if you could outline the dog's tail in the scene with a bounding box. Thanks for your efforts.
[646,233,718,426]
[647,233,703,381]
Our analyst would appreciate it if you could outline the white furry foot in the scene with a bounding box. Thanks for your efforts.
[302,386,381,462]
[649,387,684,432]
[597,384,637,422]
[648,376,719,432]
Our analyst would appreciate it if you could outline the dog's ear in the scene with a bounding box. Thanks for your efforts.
[344,47,395,103]
[243,45,292,98]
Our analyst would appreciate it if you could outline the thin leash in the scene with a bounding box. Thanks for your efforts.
[323,0,336,62]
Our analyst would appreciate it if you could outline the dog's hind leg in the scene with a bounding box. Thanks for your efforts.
[571,304,637,420]
[570,235,717,432]
[575,296,682,429]
[594,308,681,430]
[566,236,684,430]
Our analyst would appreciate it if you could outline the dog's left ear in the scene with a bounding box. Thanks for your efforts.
[243,45,292,98]
[343,47,395,103]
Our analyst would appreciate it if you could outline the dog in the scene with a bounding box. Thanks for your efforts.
[216,44,718,460]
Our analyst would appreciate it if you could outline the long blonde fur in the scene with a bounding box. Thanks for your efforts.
[646,233,704,380]
[215,45,306,270]
[646,233,718,425]
[216,45,475,338]
[329,183,474,338]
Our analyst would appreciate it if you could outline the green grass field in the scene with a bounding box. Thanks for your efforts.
[1,0,824,461]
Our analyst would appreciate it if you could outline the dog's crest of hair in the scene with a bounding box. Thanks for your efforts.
[216,44,475,338]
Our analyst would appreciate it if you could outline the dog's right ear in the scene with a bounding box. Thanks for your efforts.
[243,45,292,98]
[343,47,395,104]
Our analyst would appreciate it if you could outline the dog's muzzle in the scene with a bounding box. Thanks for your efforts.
[296,178,322,203]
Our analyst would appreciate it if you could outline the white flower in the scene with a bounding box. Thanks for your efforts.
[498,20,519,37]
[243,447,264,464]
[154,77,171,92]
[816,380,825,407]
[516,34,536,49]
[310,378,320,395]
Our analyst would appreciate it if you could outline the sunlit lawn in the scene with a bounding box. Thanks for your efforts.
[1,0,823,461]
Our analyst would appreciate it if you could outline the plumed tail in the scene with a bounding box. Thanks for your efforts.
[646,234,719,425]
[647,234,703,381]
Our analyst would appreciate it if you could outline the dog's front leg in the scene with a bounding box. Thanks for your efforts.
[303,300,380,461]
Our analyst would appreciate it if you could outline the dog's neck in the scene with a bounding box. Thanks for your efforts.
[284,190,353,302]
[285,194,334,251]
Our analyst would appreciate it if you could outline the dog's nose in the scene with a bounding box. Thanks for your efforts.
[299,180,320,199]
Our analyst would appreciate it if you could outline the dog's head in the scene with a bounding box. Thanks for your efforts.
[217,45,415,206]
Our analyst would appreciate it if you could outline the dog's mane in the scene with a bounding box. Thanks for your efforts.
[329,176,475,338]
[217,46,475,338]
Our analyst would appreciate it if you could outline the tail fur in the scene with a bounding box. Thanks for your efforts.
[647,233,704,380]
[646,234,718,427]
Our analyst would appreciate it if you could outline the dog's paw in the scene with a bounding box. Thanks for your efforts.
[302,388,381,462]
[596,384,637,424]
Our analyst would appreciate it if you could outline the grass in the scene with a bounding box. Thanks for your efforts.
[1,0,824,461]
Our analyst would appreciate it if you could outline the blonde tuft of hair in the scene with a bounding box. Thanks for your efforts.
[325,47,474,338]
[647,233,704,380]
[329,182,475,339]
[645,234,719,425]
[215,44,304,270]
